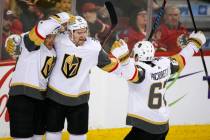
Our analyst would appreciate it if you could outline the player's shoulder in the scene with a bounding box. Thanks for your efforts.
[85,37,101,50]
[86,37,101,45]
[55,32,67,41]
[153,57,171,66]
[21,32,28,37]
[55,32,71,45]
[154,57,170,62]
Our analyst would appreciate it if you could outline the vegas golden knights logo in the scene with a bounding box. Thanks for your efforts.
[41,56,56,78]
[62,54,82,78]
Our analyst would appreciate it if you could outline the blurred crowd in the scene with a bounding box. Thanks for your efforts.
[1,0,209,60]
[2,0,72,59]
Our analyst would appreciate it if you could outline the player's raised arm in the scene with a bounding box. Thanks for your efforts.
[170,31,206,73]
[96,48,119,73]
[25,12,72,51]
[110,39,145,83]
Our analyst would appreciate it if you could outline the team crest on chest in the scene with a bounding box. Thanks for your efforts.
[41,56,56,78]
[62,54,82,78]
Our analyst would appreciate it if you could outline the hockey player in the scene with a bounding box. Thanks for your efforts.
[44,16,132,140]
[5,12,72,140]
[110,31,206,140]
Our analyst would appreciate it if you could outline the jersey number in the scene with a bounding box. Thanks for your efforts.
[148,82,166,109]
[41,56,56,78]
[62,54,82,78]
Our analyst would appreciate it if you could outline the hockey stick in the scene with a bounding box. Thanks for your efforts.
[186,0,210,98]
[102,1,118,47]
[147,0,167,41]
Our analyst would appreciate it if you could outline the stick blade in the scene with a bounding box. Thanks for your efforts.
[105,1,118,28]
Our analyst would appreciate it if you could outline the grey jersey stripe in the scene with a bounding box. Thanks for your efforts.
[126,115,169,134]
[46,87,90,106]
[9,85,45,100]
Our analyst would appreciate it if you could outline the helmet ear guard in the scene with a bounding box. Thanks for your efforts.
[133,41,155,62]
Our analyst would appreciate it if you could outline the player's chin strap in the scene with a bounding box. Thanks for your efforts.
[186,0,210,98]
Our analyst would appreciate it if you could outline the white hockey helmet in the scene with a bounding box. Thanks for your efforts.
[67,16,88,31]
[133,40,155,62]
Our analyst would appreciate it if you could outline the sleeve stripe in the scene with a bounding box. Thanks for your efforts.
[35,25,45,40]
[28,25,45,46]
[109,61,119,72]
[101,58,119,72]
[180,54,186,66]
[129,67,139,82]
[171,54,186,72]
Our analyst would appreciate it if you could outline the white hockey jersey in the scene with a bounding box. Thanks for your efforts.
[47,33,119,106]
[127,57,173,134]
[125,42,200,134]
[9,33,56,100]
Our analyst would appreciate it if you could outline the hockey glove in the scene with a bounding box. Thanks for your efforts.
[111,39,130,66]
[5,34,21,56]
[188,31,206,49]
[50,12,75,24]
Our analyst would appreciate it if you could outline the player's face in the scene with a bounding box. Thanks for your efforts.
[71,28,88,46]
[165,8,180,28]
[44,34,56,50]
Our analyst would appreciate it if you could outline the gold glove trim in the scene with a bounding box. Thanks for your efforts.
[29,25,45,46]
[188,38,202,49]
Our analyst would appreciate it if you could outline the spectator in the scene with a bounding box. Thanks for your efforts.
[154,5,189,54]
[35,0,57,9]
[119,8,148,52]
[33,0,58,16]
[2,10,23,59]
[80,2,110,44]
[4,10,23,34]
[112,0,159,17]
[16,0,44,32]
[53,0,72,13]
[96,4,111,24]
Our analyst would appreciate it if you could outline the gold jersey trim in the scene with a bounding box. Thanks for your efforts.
[11,82,46,91]
[127,113,168,125]
[48,85,90,97]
